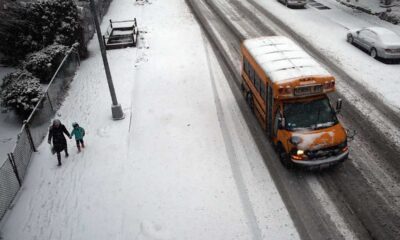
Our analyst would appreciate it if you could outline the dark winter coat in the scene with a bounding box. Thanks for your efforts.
[48,124,71,153]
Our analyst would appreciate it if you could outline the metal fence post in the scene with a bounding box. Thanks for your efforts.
[8,153,21,187]
[23,121,37,152]
[72,43,81,66]
[46,92,54,112]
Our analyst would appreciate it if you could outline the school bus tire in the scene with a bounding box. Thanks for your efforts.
[240,82,245,94]
[246,92,254,112]
[277,143,294,169]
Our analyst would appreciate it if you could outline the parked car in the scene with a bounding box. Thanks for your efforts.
[278,0,307,8]
[347,27,400,60]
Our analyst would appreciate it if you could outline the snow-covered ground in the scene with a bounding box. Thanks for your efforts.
[254,0,400,112]
[0,0,299,239]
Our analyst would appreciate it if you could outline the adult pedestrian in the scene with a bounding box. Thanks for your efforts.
[48,119,71,166]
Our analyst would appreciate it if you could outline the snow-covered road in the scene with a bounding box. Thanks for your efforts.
[0,0,299,239]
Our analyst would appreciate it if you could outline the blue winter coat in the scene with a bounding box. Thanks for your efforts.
[71,126,85,140]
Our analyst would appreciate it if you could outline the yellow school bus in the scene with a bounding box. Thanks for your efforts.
[241,36,348,168]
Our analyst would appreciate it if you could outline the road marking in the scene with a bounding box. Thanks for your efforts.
[307,177,360,240]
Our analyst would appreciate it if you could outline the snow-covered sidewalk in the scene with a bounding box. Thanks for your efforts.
[254,0,400,112]
[0,0,299,239]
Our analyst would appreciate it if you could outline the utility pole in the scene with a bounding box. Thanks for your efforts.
[89,0,124,120]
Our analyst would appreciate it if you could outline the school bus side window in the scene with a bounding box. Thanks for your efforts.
[260,81,266,100]
[249,67,255,84]
[255,75,261,93]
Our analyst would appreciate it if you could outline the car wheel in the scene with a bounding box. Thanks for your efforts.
[370,48,378,59]
[347,35,353,44]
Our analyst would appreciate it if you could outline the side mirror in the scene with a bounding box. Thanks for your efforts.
[346,129,357,141]
[336,98,343,113]
[278,117,285,129]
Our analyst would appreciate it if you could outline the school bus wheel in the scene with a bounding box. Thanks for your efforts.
[246,92,254,112]
[277,143,294,169]
[240,82,247,97]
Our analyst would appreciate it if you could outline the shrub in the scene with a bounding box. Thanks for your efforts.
[22,44,69,83]
[0,1,31,64]
[379,11,400,25]
[0,0,80,62]
[0,70,43,117]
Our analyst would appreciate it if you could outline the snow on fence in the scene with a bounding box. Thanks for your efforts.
[0,45,80,222]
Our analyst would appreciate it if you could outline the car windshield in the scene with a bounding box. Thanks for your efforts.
[283,97,338,131]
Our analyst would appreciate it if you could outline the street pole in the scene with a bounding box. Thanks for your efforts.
[89,0,124,120]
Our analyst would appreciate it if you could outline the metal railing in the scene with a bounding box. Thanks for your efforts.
[0,45,80,221]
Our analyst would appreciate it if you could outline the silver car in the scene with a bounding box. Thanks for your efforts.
[278,0,307,8]
[347,27,400,59]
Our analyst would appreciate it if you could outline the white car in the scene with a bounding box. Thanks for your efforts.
[278,0,307,8]
[347,27,400,60]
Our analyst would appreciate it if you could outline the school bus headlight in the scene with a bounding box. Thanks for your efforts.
[297,150,304,155]
[291,154,304,160]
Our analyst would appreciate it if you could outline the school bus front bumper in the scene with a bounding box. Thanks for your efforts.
[291,150,349,166]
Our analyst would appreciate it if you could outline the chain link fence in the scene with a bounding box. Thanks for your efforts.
[0,45,80,221]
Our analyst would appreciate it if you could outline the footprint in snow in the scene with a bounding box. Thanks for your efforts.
[135,221,171,240]
[96,127,110,138]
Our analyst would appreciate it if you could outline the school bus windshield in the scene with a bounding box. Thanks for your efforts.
[283,97,338,131]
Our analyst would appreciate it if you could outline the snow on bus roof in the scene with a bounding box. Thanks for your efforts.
[243,36,331,83]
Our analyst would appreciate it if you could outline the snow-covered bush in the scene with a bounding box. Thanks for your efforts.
[0,1,31,64]
[28,0,80,47]
[0,70,43,117]
[22,44,69,83]
[0,0,80,62]
[379,10,400,25]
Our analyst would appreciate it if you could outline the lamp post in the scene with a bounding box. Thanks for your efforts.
[89,0,124,120]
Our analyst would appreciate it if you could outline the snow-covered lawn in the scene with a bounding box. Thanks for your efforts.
[0,0,299,239]
[255,0,400,112]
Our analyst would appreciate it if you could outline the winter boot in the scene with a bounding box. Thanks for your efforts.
[77,145,81,153]
[65,149,69,157]
[57,154,62,166]
[82,142,85,148]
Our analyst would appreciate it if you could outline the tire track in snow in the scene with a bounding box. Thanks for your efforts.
[201,34,263,240]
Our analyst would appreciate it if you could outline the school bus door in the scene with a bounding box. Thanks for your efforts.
[267,85,274,137]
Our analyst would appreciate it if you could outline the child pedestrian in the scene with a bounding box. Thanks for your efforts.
[70,122,85,153]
